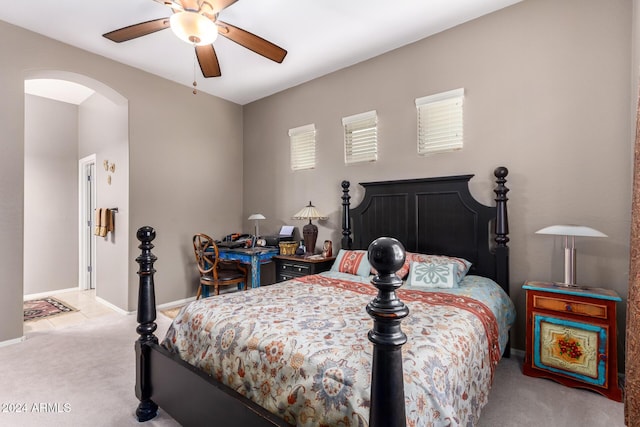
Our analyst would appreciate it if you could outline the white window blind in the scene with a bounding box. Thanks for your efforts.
[289,124,316,171]
[342,110,378,165]
[415,88,464,155]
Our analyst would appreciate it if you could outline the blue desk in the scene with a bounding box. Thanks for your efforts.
[218,247,279,289]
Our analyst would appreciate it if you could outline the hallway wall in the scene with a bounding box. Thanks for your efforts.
[78,92,129,310]
[23,94,79,295]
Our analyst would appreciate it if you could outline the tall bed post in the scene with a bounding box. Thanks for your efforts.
[367,238,409,427]
[135,226,159,422]
[341,180,353,250]
[493,166,510,294]
[493,166,511,357]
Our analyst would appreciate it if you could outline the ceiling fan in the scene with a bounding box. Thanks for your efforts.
[102,0,287,79]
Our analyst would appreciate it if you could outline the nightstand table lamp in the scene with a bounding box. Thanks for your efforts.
[292,201,327,256]
[535,224,607,286]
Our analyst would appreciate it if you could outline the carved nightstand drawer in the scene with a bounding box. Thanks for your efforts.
[533,295,607,319]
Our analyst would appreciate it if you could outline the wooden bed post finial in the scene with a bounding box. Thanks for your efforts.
[366,237,408,427]
[135,226,159,422]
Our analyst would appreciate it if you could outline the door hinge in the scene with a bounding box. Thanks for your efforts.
[88,266,92,273]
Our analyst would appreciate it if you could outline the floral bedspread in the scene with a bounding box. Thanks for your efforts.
[162,273,512,426]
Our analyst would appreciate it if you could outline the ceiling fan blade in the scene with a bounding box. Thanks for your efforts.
[103,18,170,42]
[196,44,222,77]
[217,21,287,63]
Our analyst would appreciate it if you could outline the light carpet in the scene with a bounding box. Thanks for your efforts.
[0,313,178,427]
[0,312,625,426]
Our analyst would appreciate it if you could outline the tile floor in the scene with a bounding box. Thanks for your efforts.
[23,289,117,334]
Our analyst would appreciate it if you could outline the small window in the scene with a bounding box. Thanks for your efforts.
[289,124,316,171]
[342,110,378,165]
[415,88,464,155]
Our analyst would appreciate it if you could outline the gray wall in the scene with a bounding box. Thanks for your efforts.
[23,95,79,295]
[242,0,634,360]
[0,19,244,342]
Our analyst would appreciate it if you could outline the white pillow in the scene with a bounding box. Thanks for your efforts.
[407,261,458,289]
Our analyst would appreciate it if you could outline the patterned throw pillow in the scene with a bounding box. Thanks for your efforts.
[404,253,471,283]
[371,252,471,281]
[330,249,371,277]
[407,261,459,289]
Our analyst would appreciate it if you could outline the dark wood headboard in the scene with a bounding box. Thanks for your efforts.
[341,167,510,295]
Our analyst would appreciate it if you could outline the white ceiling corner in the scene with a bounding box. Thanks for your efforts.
[24,79,95,105]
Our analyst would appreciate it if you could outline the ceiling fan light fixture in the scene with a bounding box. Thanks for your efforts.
[170,11,218,46]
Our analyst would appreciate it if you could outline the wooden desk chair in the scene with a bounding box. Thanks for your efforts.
[193,233,249,299]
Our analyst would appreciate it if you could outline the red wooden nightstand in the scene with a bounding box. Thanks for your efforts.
[522,281,622,401]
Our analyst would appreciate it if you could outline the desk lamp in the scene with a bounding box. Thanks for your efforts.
[536,224,607,286]
[292,201,327,256]
[248,213,265,237]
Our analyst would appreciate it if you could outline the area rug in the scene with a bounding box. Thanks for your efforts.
[160,305,185,320]
[24,297,77,322]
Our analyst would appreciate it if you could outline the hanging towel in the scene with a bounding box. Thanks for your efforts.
[94,208,102,236]
[107,209,115,234]
[99,208,108,237]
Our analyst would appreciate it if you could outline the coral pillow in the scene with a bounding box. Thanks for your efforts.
[330,249,371,277]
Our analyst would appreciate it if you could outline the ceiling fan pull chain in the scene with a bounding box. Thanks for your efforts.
[192,47,198,95]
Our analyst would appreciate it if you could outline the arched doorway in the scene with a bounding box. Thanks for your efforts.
[23,71,129,331]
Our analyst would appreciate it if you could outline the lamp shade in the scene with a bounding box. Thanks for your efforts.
[536,224,607,286]
[535,225,607,238]
[248,213,266,221]
[170,11,218,46]
[292,201,327,221]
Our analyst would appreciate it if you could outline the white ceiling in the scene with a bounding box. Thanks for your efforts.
[2,0,521,105]
[25,79,95,105]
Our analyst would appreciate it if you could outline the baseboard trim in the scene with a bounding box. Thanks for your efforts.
[0,335,26,348]
[95,296,132,315]
[99,296,196,317]
[24,287,78,300]
[157,296,196,311]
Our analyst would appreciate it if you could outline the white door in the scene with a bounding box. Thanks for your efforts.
[79,155,96,290]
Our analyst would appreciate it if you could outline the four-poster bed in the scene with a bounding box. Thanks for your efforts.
[134,166,512,426]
